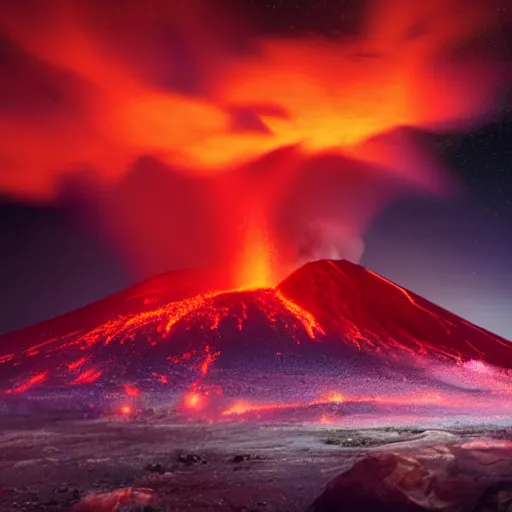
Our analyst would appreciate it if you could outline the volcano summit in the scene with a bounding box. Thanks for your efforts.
[1,260,511,424]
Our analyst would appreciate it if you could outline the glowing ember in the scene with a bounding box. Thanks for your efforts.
[124,385,140,398]
[184,392,203,410]
[222,401,252,416]
[326,392,344,404]
[120,405,132,415]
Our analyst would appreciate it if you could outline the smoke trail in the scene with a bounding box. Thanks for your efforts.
[0,0,508,286]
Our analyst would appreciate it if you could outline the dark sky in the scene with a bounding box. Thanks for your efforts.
[0,0,511,338]
[362,120,512,338]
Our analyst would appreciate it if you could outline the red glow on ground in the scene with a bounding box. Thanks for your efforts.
[222,400,306,416]
[120,405,132,415]
[124,385,140,398]
[222,401,252,416]
[184,392,204,410]
[325,392,345,404]
[219,384,512,419]
[151,373,169,384]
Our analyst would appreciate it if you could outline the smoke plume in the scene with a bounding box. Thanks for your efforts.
[0,0,509,287]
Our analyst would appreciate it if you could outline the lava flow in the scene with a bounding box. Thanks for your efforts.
[0,282,325,394]
[1,259,511,424]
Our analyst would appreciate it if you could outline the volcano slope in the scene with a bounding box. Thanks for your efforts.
[0,259,511,425]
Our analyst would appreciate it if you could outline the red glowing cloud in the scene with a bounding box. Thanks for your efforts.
[0,0,509,287]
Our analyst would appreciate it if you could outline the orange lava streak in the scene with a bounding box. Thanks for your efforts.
[4,280,336,396]
[234,217,277,290]
[325,392,345,404]
[72,368,103,385]
[7,371,48,394]
[200,345,221,376]
[18,287,324,384]
[222,400,304,416]
[67,357,88,371]
[221,390,493,417]
[222,395,343,416]
[275,290,325,339]
[24,338,59,355]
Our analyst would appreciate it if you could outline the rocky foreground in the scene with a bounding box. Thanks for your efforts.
[0,416,511,511]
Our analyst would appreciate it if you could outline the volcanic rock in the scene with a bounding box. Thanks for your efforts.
[232,454,253,463]
[177,454,207,465]
[144,463,166,475]
[68,487,158,512]
[474,483,512,512]
[308,441,512,512]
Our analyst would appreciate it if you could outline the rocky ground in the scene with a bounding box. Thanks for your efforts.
[0,415,511,511]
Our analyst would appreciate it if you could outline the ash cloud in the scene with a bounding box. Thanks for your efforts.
[0,0,509,286]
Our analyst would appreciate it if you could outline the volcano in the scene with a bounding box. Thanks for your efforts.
[1,260,511,423]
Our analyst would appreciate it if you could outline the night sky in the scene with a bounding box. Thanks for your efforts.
[0,0,511,337]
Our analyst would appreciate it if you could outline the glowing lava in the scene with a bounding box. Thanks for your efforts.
[124,385,141,398]
[6,371,48,394]
[1,259,511,425]
[234,218,277,290]
[200,346,221,376]
[120,405,132,415]
[0,283,325,395]
[326,392,345,404]
[184,392,204,410]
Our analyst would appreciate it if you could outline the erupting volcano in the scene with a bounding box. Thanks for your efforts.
[1,1,511,510]
[0,0,510,427]
[1,260,511,425]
